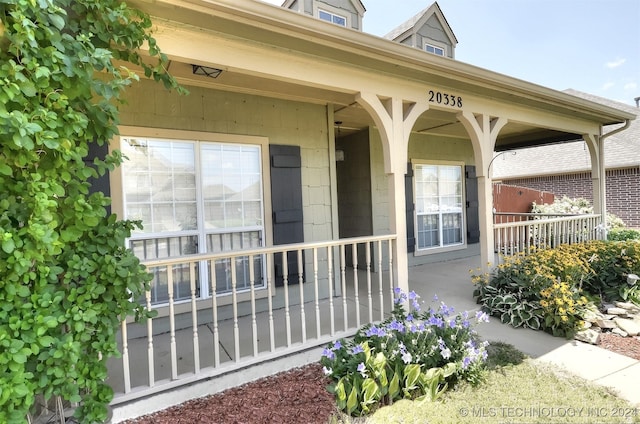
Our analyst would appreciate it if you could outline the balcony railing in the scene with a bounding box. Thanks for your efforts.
[108,235,397,405]
[493,213,602,258]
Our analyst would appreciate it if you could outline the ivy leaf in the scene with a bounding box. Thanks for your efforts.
[0,163,12,176]
[2,238,15,254]
[20,81,37,97]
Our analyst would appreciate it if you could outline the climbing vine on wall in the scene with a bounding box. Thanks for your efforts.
[0,0,184,421]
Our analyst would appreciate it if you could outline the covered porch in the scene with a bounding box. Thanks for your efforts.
[108,242,481,421]
[105,0,634,421]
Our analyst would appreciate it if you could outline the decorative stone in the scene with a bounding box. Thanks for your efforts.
[614,318,640,336]
[612,328,628,337]
[574,329,601,345]
[607,307,628,316]
[615,301,640,313]
[593,319,617,330]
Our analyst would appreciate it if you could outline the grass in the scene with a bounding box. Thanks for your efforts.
[339,342,640,424]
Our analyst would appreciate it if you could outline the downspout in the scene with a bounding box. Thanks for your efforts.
[597,118,632,238]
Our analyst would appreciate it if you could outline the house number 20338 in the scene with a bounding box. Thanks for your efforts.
[428,90,463,108]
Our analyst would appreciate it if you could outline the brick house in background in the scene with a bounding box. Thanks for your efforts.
[492,90,640,228]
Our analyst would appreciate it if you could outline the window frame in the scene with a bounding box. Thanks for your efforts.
[424,42,446,57]
[313,4,350,28]
[411,160,467,255]
[111,127,273,307]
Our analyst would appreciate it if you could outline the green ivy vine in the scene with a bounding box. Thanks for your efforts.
[0,0,184,422]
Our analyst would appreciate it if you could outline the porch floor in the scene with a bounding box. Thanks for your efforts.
[108,254,485,420]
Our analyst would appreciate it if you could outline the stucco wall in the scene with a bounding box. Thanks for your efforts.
[117,80,335,244]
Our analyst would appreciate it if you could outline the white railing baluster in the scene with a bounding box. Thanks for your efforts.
[231,259,239,363]
[327,246,335,336]
[283,253,291,347]
[340,245,348,332]
[377,240,384,321]
[210,261,220,368]
[121,320,131,393]
[167,266,178,380]
[298,249,306,344]
[145,289,154,388]
[113,235,403,405]
[388,241,394,312]
[313,248,321,340]
[352,243,360,328]
[190,262,200,374]
[366,242,372,323]
[267,254,275,352]
[249,255,258,357]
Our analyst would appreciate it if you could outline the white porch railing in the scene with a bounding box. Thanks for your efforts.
[493,213,602,258]
[108,235,397,405]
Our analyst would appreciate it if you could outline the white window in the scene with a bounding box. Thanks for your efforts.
[120,136,265,304]
[425,43,445,56]
[414,163,464,251]
[318,9,347,26]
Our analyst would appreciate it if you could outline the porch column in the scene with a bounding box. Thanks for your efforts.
[584,133,606,238]
[458,112,508,271]
[356,92,428,294]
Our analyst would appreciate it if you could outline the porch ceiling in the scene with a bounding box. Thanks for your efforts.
[175,64,583,148]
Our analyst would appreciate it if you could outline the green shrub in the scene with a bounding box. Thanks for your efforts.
[608,228,640,241]
[473,241,640,337]
[532,196,626,230]
[320,289,490,417]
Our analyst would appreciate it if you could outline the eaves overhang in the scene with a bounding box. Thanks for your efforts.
[133,0,635,126]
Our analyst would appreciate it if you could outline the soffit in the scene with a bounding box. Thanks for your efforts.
[129,0,634,147]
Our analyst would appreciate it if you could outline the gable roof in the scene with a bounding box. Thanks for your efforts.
[492,90,639,179]
[384,2,457,45]
[281,0,366,15]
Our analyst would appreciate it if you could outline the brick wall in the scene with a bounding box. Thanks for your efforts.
[501,167,640,228]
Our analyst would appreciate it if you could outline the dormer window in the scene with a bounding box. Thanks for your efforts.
[425,43,445,56]
[318,9,347,26]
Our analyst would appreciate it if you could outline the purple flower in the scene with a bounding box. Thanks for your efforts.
[322,348,335,360]
[333,340,342,350]
[408,291,420,301]
[365,326,387,338]
[462,356,473,369]
[427,315,444,328]
[475,310,490,323]
[406,313,414,322]
[350,345,364,355]
[432,294,439,302]
[462,319,470,329]
[439,302,455,316]
[357,362,368,378]
[387,319,405,333]
[449,319,457,329]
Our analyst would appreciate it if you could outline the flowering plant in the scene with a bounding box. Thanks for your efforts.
[320,288,489,416]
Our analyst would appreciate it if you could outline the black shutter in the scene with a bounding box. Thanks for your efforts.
[465,165,480,244]
[270,145,304,286]
[405,162,415,253]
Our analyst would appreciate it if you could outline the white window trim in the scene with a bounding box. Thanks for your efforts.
[111,126,273,308]
[424,41,447,57]
[313,3,350,28]
[411,160,467,256]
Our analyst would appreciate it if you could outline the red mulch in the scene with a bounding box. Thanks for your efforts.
[121,363,337,424]
[122,336,640,424]
[598,332,640,361]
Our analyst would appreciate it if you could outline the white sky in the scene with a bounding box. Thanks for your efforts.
[259,0,640,106]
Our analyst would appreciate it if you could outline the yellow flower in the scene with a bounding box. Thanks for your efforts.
[561,315,568,322]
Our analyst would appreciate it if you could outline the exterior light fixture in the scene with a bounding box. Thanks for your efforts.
[191,64,222,78]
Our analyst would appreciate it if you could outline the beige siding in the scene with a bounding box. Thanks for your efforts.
[117,80,335,244]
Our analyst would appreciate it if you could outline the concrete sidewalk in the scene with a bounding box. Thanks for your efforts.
[411,256,640,407]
